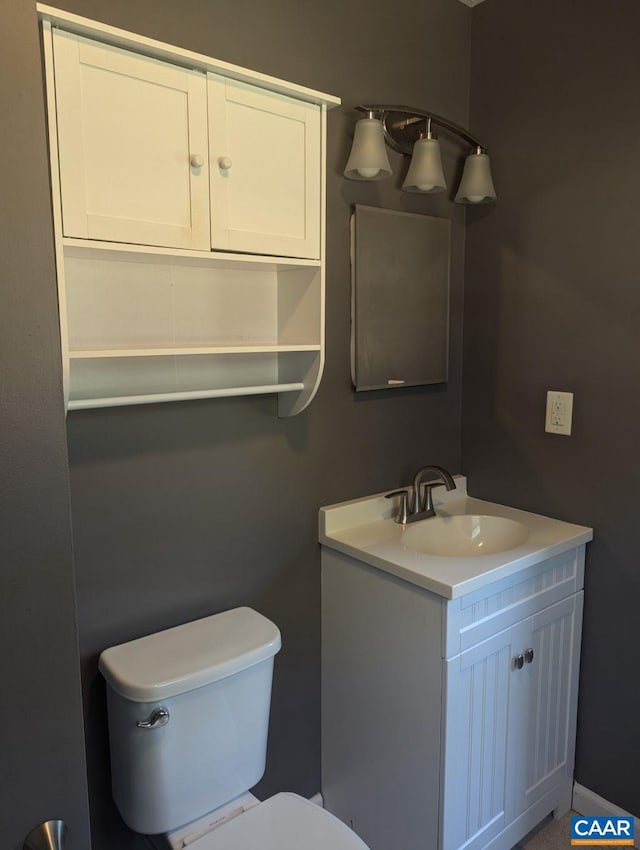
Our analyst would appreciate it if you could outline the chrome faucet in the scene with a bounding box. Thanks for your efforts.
[386,465,456,524]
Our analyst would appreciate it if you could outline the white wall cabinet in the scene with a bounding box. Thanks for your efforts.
[40,6,338,412]
[321,545,585,850]
[208,75,320,259]
[52,30,211,251]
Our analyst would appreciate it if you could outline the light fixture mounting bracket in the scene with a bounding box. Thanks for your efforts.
[356,105,487,156]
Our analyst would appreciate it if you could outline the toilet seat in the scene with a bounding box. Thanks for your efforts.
[190,792,370,850]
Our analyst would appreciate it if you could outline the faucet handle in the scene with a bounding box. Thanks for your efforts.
[385,489,410,524]
[419,480,443,512]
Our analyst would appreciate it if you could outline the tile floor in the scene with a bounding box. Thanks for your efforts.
[516,812,571,849]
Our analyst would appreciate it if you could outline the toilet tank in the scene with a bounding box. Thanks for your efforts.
[99,607,281,835]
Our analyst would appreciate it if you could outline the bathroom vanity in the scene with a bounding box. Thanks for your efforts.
[319,478,592,850]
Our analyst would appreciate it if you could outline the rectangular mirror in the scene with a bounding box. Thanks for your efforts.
[350,205,450,392]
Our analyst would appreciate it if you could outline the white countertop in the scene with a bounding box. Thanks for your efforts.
[318,477,593,599]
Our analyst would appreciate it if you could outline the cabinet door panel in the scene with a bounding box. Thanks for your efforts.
[53,30,210,249]
[208,75,320,259]
[442,629,514,850]
[507,593,582,820]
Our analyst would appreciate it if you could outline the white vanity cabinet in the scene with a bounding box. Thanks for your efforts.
[321,519,587,850]
[441,585,582,850]
[39,6,338,412]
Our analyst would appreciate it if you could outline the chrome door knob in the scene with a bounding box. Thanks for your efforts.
[513,654,524,670]
[524,648,534,664]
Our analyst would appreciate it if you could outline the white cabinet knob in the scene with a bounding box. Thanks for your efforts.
[218,156,233,170]
[190,154,204,168]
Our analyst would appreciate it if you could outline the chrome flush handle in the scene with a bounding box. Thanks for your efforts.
[137,707,170,729]
[24,820,67,850]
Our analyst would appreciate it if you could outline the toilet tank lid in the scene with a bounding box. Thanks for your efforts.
[98,607,281,702]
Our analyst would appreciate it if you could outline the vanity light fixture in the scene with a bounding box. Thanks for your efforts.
[343,111,392,180]
[344,105,497,204]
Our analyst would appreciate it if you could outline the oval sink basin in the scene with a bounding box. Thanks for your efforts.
[402,515,529,557]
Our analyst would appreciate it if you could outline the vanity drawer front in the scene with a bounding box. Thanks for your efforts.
[444,546,585,658]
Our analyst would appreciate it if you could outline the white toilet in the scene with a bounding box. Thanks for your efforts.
[99,606,369,850]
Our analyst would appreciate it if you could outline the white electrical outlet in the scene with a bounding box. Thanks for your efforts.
[545,390,573,436]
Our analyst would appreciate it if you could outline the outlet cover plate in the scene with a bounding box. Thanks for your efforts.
[545,390,573,436]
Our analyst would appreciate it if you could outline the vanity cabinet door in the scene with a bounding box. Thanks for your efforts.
[52,30,210,250]
[208,75,321,259]
[444,594,583,850]
[441,628,514,850]
[506,593,583,821]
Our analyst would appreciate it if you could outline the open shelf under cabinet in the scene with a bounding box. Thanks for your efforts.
[61,242,324,413]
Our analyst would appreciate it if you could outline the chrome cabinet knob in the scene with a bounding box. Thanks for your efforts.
[137,707,170,729]
[513,654,524,670]
[524,647,534,664]
[190,154,204,168]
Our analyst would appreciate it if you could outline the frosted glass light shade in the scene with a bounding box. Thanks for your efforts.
[455,150,497,204]
[344,117,392,181]
[402,136,447,193]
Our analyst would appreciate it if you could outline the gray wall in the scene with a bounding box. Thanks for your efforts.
[37,0,473,846]
[8,0,634,842]
[464,0,640,816]
[0,2,91,848]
